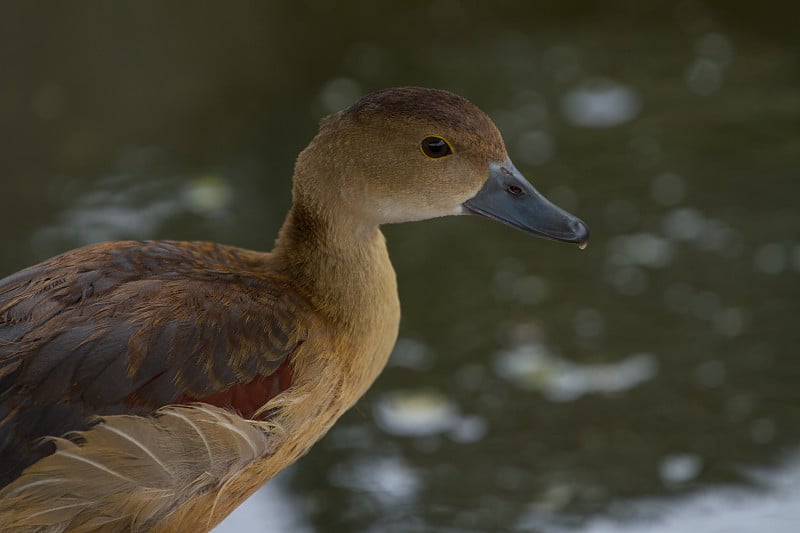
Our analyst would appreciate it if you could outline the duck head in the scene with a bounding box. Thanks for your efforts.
[294,87,589,247]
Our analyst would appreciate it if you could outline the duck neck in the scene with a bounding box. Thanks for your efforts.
[272,199,399,329]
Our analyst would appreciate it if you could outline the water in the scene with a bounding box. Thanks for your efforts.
[1,2,798,532]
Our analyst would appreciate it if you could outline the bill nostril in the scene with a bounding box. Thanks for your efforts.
[506,184,524,196]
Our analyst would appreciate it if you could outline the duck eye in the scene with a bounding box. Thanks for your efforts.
[420,136,453,159]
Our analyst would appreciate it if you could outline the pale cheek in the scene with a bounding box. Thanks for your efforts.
[374,201,465,224]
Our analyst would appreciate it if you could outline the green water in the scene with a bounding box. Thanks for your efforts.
[1,2,798,532]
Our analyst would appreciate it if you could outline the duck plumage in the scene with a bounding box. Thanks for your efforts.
[0,87,587,531]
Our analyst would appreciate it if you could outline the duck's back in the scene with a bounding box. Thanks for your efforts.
[0,240,312,488]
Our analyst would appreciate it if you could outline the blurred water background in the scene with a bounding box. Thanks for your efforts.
[1,2,798,532]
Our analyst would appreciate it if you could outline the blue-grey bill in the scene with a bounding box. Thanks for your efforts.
[463,160,590,248]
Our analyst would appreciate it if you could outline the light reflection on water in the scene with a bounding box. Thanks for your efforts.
[536,455,800,533]
[216,469,314,533]
[560,79,642,128]
[218,454,800,533]
[29,149,236,255]
[493,344,658,402]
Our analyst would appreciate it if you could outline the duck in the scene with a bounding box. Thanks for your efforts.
[0,87,588,531]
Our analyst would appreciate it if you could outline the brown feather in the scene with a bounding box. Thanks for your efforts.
[0,404,275,532]
[0,240,314,485]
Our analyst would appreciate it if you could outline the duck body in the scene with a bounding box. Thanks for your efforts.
[0,220,398,531]
[0,87,587,531]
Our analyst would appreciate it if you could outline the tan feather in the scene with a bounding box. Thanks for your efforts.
[0,404,276,532]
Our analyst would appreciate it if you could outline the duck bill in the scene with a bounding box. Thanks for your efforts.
[463,160,590,247]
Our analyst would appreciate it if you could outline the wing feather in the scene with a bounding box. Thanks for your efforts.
[0,240,314,488]
[0,404,275,532]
